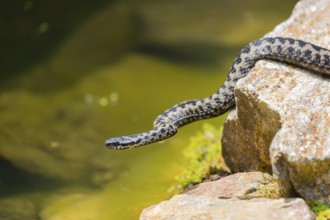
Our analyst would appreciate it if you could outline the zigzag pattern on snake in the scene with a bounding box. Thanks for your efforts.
[105,37,330,150]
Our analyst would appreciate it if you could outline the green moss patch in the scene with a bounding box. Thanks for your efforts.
[307,200,330,220]
[170,124,228,193]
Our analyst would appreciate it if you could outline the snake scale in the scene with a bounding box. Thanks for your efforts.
[105,37,330,150]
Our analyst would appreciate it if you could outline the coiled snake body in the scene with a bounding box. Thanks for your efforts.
[105,37,330,150]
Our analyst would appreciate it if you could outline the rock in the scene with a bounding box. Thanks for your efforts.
[16,1,137,91]
[0,197,37,220]
[0,0,113,77]
[221,0,330,203]
[140,172,314,219]
[136,0,296,62]
[140,195,315,220]
[137,0,296,46]
[49,2,137,78]
[39,191,101,220]
[186,172,281,199]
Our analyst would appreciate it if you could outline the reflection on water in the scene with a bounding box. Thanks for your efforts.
[0,0,296,219]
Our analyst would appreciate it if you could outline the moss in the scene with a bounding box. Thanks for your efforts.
[251,184,279,199]
[170,124,228,193]
[317,211,330,220]
[307,200,330,220]
[240,174,281,199]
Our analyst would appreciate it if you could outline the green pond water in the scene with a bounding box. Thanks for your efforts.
[0,0,297,219]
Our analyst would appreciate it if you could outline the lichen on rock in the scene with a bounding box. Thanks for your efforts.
[185,172,282,199]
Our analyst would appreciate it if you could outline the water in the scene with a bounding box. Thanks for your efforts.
[0,0,297,219]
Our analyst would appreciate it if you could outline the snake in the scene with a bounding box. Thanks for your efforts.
[105,37,330,150]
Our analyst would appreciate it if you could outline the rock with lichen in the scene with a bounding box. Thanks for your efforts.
[222,0,330,203]
[185,172,281,199]
[140,195,315,220]
[140,172,316,219]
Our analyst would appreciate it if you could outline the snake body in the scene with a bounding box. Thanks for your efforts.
[105,37,330,150]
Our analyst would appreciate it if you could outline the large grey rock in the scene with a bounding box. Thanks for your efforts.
[222,0,330,203]
[140,172,315,219]
[185,172,281,199]
[140,195,315,220]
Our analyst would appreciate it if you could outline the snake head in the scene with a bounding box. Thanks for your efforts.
[104,136,138,150]
[104,137,125,150]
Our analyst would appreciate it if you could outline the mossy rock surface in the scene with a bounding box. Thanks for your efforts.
[0,197,37,220]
